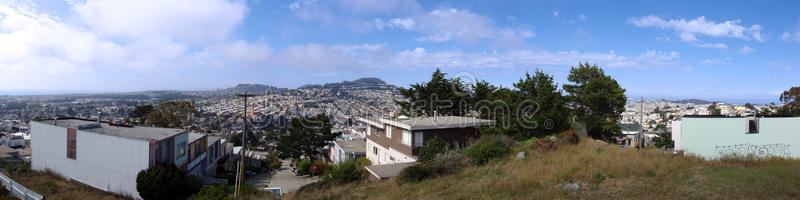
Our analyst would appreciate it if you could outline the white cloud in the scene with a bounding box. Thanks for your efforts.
[74,0,248,44]
[694,43,728,49]
[377,8,535,43]
[270,43,680,70]
[0,0,272,91]
[629,15,763,46]
[552,11,559,18]
[783,31,800,42]
[768,62,792,71]
[577,14,587,21]
[700,59,726,65]
[738,46,754,54]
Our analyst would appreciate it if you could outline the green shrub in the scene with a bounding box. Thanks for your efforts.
[397,165,431,184]
[464,135,513,166]
[310,161,328,176]
[322,159,368,184]
[354,157,371,167]
[188,183,232,200]
[297,159,312,175]
[269,161,282,171]
[427,150,468,175]
[136,164,199,200]
[418,136,449,163]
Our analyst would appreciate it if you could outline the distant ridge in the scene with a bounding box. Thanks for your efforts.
[298,77,393,90]
[667,99,714,104]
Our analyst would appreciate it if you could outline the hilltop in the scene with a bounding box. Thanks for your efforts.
[298,77,393,90]
[287,138,800,199]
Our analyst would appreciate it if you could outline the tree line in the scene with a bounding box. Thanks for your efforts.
[396,62,627,141]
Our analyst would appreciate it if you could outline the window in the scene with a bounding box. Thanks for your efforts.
[414,132,424,147]
[402,130,412,146]
[747,119,759,134]
[375,126,384,136]
[386,125,392,139]
[66,128,76,160]
[367,125,371,136]
[177,142,186,158]
[373,147,378,155]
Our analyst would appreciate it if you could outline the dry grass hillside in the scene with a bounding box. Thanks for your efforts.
[287,138,800,199]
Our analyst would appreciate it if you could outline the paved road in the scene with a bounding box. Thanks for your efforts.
[263,160,319,193]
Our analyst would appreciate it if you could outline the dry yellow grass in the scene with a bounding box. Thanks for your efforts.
[285,138,800,199]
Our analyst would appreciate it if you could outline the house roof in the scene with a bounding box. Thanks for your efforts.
[619,123,641,132]
[364,162,417,179]
[361,116,495,130]
[207,136,222,146]
[188,132,207,144]
[333,140,365,153]
[39,118,185,141]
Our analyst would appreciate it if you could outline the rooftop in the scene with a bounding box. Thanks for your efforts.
[38,118,185,141]
[361,116,495,130]
[365,162,417,179]
[333,140,366,153]
[188,132,207,144]
[207,136,222,146]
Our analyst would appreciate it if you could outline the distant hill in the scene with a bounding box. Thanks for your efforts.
[667,99,714,104]
[187,84,287,97]
[298,77,394,90]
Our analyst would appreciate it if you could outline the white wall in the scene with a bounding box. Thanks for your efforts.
[31,122,150,199]
[671,120,682,151]
[365,139,416,165]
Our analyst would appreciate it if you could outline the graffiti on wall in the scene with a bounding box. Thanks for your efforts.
[715,143,791,158]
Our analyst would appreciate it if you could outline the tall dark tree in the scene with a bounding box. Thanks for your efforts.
[129,104,153,124]
[276,114,340,160]
[563,62,627,141]
[708,102,722,115]
[396,68,470,117]
[510,70,571,139]
[651,124,674,149]
[145,101,196,128]
[777,87,800,116]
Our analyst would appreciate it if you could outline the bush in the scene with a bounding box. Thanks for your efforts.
[269,161,282,171]
[427,150,469,175]
[464,135,514,166]
[310,161,328,176]
[136,164,199,200]
[557,130,579,145]
[418,136,449,163]
[322,159,368,184]
[530,138,558,151]
[354,157,371,167]
[297,159,312,175]
[397,165,431,184]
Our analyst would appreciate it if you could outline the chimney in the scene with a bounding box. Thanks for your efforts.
[97,111,102,124]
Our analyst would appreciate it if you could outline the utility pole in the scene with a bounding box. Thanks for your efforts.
[638,96,644,148]
[234,92,258,199]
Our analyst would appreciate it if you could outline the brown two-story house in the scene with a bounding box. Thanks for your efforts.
[358,116,495,165]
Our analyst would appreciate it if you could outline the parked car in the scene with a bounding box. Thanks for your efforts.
[263,187,283,196]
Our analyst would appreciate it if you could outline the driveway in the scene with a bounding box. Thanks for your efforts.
[265,159,319,193]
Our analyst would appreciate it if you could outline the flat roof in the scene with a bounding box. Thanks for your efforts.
[207,136,222,146]
[188,132,207,144]
[39,118,185,141]
[382,116,495,130]
[333,140,365,153]
[364,162,417,179]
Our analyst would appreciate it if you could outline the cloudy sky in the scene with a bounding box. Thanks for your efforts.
[1,0,798,103]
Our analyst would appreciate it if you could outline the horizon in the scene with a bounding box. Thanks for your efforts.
[1,0,798,104]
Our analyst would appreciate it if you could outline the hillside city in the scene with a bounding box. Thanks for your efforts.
[2,0,800,199]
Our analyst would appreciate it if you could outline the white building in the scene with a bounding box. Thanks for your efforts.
[31,118,190,199]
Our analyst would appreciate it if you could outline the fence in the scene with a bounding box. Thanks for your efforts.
[0,172,44,200]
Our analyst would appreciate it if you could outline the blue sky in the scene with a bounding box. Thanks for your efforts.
[1,0,799,104]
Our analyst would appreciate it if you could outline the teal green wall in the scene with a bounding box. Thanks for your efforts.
[681,117,799,159]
